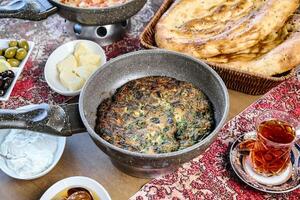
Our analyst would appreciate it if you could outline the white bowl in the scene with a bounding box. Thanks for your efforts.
[0,129,66,180]
[44,40,107,96]
[40,176,111,200]
[0,39,34,101]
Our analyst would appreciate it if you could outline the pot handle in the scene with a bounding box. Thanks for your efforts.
[0,103,86,137]
[60,103,87,135]
[0,0,57,21]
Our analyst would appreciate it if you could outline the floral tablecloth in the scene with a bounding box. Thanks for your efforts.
[0,0,299,199]
[130,77,300,200]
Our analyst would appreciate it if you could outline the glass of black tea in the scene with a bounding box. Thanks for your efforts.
[240,110,299,176]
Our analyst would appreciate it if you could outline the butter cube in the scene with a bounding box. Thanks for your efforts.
[60,70,84,91]
[85,64,99,72]
[78,54,101,66]
[57,55,77,73]
[73,66,93,80]
[74,42,92,60]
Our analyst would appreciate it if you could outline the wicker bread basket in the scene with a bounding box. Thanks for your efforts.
[140,0,295,95]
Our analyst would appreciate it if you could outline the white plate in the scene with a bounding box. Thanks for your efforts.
[0,130,66,180]
[0,39,34,101]
[40,176,111,200]
[44,40,107,96]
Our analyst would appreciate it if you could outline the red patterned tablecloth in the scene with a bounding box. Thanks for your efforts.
[130,77,300,200]
[0,0,299,199]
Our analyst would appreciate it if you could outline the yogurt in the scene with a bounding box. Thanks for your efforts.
[0,129,58,177]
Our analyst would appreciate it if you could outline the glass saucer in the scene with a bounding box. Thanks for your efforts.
[230,131,300,193]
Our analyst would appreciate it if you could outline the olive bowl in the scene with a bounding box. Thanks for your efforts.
[0,39,34,101]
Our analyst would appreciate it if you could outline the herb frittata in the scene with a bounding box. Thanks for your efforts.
[95,76,214,154]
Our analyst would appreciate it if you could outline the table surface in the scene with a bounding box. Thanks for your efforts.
[0,90,260,200]
[0,0,263,199]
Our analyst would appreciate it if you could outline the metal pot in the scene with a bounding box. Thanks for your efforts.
[0,0,147,25]
[0,50,229,178]
[48,0,147,25]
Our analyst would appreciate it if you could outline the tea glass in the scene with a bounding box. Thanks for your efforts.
[249,110,299,176]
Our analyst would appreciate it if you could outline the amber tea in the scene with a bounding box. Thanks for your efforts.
[250,119,296,176]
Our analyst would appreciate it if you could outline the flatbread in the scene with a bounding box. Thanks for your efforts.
[155,0,300,76]
[212,15,300,76]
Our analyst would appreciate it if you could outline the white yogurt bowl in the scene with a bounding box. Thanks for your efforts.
[40,176,111,200]
[0,129,66,180]
[45,40,107,96]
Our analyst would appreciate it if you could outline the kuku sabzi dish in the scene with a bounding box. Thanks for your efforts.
[155,0,300,77]
[95,76,214,154]
[59,0,129,8]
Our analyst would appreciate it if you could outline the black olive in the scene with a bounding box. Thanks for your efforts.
[3,82,9,90]
[1,71,7,77]
[0,76,3,88]
[0,90,4,96]
[3,77,12,84]
[3,77,13,90]
[6,70,15,78]
[1,70,13,78]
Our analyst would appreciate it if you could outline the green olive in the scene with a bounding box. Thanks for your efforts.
[18,39,29,51]
[4,47,17,59]
[7,58,20,67]
[8,40,18,47]
[15,48,27,61]
[0,56,6,61]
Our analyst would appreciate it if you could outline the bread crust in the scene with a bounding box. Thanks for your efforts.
[155,0,300,76]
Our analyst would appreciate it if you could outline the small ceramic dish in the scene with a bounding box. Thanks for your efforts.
[40,176,111,200]
[230,131,300,193]
[0,39,34,101]
[0,129,66,180]
[44,40,107,96]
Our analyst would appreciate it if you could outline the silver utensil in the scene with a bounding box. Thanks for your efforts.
[0,103,85,137]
